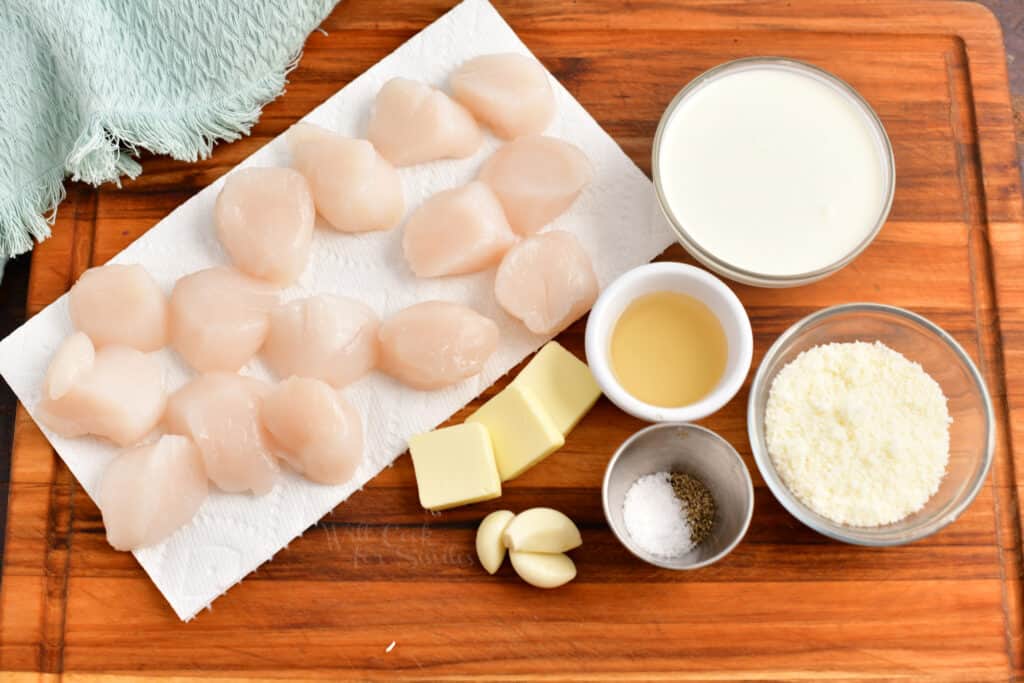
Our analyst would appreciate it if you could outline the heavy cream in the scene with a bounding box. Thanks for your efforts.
[655,60,892,279]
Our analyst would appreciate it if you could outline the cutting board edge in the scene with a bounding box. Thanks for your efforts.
[2,0,1024,679]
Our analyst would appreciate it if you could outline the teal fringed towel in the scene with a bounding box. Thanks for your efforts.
[0,0,337,257]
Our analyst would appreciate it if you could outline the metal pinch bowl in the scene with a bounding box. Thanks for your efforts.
[602,423,754,570]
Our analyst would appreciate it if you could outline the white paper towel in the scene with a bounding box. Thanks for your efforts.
[0,0,674,620]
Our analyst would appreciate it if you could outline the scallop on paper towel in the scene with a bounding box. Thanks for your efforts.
[367,77,482,166]
[288,123,405,233]
[98,435,208,551]
[495,231,598,336]
[378,301,499,390]
[37,332,166,447]
[169,267,279,373]
[403,182,516,277]
[479,135,592,235]
[262,377,364,486]
[68,264,168,352]
[214,167,315,285]
[450,53,555,139]
[165,373,280,495]
[261,294,379,389]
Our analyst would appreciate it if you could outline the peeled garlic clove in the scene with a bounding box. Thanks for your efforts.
[509,550,577,589]
[502,507,582,553]
[475,509,515,575]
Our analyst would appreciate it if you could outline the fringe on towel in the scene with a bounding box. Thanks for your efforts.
[1,53,301,259]
[0,166,66,257]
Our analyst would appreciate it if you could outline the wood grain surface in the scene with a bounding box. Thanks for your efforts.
[2,1,1023,680]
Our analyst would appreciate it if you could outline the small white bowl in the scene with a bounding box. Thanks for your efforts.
[585,263,753,422]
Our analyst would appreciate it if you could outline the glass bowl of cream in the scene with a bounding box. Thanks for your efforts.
[747,303,994,546]
[653,57,895,287]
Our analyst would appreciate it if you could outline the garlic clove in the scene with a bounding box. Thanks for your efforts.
[502,507,582,553]
[509,550,576,589]
[475,510,515,574]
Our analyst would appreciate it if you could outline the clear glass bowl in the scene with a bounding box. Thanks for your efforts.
[652,57,895,288]
[747,303,994,545]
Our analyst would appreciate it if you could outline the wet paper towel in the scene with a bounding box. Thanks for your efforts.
[0,0,674,620]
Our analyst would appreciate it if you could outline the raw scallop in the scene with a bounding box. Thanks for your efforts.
[36,332,166,446]
[214,167,315,284]
[169,266,278,372]
[68,264,168,352]
[479,135,592,235]
[261,377,364,485]
[165,373,279,495]
[97,434,208,551]
[450,53,555,139]
[367,77,482,166]
[403,181,515,277]
[262,294,379,388]
[378,301,499,390]
[288,123,405,233]
[494,230,598,335]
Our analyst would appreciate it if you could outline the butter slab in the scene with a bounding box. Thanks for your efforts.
[408,423,501,511]
[512,341,601,435]
[467,383,564,481]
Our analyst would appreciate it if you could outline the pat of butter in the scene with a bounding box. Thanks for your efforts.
[408,423,501,511]
[467,384,564,481]
[512,341,602,435]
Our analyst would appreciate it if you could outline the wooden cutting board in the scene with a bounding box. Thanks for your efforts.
[3,1,1023,680]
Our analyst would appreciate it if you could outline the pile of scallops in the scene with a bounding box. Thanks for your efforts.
[37,53,599,553]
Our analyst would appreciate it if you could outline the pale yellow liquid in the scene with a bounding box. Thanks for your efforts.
[610,291,728,407]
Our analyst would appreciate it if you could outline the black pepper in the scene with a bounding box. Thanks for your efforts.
[670,472,715,546]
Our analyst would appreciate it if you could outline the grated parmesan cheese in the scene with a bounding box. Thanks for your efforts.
[765,341,951,527]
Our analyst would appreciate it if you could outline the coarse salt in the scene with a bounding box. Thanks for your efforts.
[765,341,951,527]
[622,472,693,557]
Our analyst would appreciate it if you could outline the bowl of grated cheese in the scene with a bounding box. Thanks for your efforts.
[747,303,994,546]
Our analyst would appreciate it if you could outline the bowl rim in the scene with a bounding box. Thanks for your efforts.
[746,302,996,546]
[584,262,754,423]
[602,422,755,570]
[651,56,897,288]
